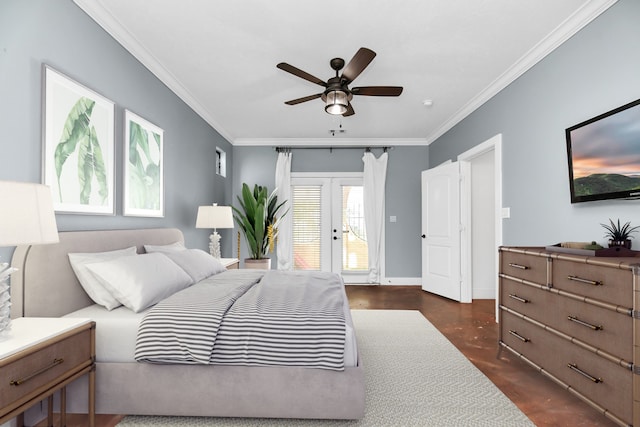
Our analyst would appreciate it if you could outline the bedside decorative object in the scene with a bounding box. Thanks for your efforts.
[0,181,59,333]
[196,204,234,259]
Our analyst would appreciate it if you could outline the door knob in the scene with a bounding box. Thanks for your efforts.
[421,234,426,238]
[333,236,339,240]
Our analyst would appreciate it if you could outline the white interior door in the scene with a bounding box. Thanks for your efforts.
[421,162,462,301]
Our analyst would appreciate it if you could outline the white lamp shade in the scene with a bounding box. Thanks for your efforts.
[0,181,59,246]
[195,205,234,229]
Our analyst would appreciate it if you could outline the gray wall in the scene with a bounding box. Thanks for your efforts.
[428,0,640,247]
[0,0,233,263]
[232,146,427,277]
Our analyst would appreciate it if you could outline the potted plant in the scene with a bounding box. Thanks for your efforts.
[232,183,288,269]
[600,218,640,249]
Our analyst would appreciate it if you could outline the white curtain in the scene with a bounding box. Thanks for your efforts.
[275,150,292,270]
[362,151,388,283]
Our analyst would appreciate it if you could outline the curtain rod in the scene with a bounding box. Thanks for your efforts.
[275,146,393,153]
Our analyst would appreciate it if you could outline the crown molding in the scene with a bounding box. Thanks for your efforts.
[424,0,617,145]
[232,138,428,147]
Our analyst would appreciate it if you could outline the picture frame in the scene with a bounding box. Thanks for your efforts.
[124,110,164,217]
[43,65,115,214]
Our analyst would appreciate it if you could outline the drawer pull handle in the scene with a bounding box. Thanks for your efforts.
[508,330,530,342]
[508,263,529,270]
[567,363,602,384]
[567,275,603,286]
[567,315,603,331]
[9,358,64,386]
[508,294,530,303]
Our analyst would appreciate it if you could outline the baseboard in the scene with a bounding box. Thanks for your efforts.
[380,277,421,286]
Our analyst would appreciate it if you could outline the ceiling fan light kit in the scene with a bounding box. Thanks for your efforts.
[277,47,403,117]
[325,90,349,115]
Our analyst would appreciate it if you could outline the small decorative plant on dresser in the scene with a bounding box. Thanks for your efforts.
[601,218,640,249]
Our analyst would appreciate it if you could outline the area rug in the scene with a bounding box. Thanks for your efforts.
[117,310,533,426]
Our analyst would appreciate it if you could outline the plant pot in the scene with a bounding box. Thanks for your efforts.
[608,239,632,249]
[244,258,271,270]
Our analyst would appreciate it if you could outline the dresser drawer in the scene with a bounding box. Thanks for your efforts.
[501,279,632,361]
[551,259,633,307]
[500,250,547,284]
[501,310,632,424]
[1,328,92,411]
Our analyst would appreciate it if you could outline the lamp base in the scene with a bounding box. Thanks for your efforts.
[0,263,17,334]
[209,231,222,259]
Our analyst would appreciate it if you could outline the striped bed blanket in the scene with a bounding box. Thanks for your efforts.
[135,269,347,371]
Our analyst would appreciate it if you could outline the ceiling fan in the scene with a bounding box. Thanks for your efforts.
[277,47,403,117]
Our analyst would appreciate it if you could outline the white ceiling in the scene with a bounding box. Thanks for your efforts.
[73,0,615,146]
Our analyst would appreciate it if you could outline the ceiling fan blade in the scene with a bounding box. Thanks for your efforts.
[343,103,355,117]
[341,48,376,84]
[284,93,323,105]
[277,63,327,87]
[351,86,403,96]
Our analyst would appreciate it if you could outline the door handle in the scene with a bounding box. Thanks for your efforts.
[333,236,339,240]
[421,234,426,238]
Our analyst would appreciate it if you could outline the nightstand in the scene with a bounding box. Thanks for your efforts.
[0,318,95,427]
[221,258,240,269]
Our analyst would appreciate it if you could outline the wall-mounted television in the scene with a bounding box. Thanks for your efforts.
[566,98,640,203]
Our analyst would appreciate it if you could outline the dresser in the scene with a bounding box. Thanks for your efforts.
[0,317,95,427]
[498,247,640,427]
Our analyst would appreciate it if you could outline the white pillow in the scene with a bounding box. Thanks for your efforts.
[68,246,137,310]
[164,249,227,283]
[144,241,186,253]
[86,253,193,313]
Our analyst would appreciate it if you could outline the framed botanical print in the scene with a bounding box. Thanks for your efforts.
[43,65,115,214]
[123,110,164,217]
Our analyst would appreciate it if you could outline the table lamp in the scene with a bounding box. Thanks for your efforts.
[195,203,234,259]
[0,181,59,333]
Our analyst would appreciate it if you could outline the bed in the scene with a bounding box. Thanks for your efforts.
[10,228,365,420]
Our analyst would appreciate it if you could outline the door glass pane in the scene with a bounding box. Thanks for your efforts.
[342,186,368,271]
[292,185,321,270]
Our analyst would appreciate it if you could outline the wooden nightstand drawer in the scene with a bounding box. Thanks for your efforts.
[1,328,92,412]
[0,318,95,427]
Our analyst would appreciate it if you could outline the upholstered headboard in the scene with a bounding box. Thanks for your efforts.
[10,228,184,318]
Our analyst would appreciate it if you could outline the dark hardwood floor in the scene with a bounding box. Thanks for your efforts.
[347,285,618,427]
[40,285,616,427]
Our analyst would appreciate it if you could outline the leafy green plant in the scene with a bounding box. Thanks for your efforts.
[232,183,288,259]
[601,218,640,241]
[127,121,161,210]
[54,97,108,204]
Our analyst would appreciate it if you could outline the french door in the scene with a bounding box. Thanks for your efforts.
[290,174,369,283]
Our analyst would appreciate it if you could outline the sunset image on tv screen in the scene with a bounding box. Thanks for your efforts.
[569,103,640,197]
